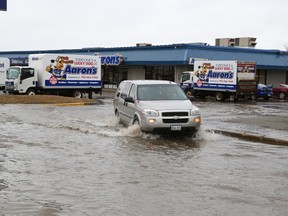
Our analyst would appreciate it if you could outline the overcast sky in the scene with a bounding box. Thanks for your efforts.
[1,0,288,51]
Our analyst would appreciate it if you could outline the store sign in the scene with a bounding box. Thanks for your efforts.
[189,57,208,65]
[0,0,7,11]
[10,58,28,66]
[99,54,123,66]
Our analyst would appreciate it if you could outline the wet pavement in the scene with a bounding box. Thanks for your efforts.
[0,91,288,216]
[99,89,288,143]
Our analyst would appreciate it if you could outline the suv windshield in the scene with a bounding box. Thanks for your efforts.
[138,84,188,100]
[7,68,20,79]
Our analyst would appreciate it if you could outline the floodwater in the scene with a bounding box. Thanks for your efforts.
[0,99,288,216]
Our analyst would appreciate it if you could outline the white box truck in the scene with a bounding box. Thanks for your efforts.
[5,54,102,98]
[0,57,10,90]
[180,60,257,101]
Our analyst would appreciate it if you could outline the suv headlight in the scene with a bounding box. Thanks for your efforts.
[190,108,200,116]
[142,109,159,117]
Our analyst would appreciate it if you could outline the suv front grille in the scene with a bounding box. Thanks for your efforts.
[163,119,188,123]
[5,81,14,90]
[162,112,188,117]
[161,111,189,124]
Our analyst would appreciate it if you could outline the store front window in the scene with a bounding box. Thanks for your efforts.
[145,66,174,81]
[257,70,267,84]
[102,66,128,89]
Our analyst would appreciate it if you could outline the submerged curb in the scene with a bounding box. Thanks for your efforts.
[211,129,288,146]
[52,102,98,106]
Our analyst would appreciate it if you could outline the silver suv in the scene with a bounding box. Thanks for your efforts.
[114,80,201,135]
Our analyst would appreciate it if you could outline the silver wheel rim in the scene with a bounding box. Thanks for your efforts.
[74,91,82,98]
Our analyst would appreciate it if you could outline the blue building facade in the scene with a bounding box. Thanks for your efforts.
[1,43,288,88]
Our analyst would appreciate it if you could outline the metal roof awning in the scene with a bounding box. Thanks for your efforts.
[186,45,288,70]
[1,43,288,70]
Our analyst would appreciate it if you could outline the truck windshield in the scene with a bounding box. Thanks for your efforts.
[181,73,191,82]
[7,68,20,79]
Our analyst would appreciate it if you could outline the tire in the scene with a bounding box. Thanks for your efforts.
[279,92,286,100]
[132,116,140,125]
[185,90,193,97]
[72,90,83,98]
[251,94,257,100]
[115,109,119,117]
[215,92,224,101]
[26,89,36,95]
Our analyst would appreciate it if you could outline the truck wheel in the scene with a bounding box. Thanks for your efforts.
[72,90,83,98]
[215,92,224,101]
[185,90,193,97]
[279,92,286,100]
[26,89,36,95]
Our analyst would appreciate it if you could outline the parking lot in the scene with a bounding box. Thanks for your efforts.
[0,90,288,215]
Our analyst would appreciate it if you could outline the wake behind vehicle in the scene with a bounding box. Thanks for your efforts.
[114,80,201,136]
[5,54,102,98]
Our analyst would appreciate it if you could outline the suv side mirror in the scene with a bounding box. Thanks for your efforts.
[125,97,134,103]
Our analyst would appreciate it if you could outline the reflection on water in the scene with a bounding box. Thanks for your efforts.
[0,100,288,216]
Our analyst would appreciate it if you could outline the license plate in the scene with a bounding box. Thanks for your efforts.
[171,125,182,131]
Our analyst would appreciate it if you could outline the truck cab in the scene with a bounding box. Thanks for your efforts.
[5,66,37,95]
[179,71,194,96]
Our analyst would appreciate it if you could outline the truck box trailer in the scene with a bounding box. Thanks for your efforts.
[180,60,257,101]
[0,57,10,90]
[5,54,102,98]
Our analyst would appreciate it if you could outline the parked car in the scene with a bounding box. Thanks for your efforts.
[114,80,201,136]
[267,83,288,99]
[255,83,273,100]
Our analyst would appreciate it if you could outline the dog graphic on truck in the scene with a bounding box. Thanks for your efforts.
[46,56,74,80]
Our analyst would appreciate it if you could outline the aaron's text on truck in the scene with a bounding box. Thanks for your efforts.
[5,54,102,98]
[180,60,257,101]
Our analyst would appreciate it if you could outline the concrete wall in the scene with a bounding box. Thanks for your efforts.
[175,65,191,84]
[125,66,287,85]
[127,66,145,80]
[126,65,193,83]
[267,70,287,84]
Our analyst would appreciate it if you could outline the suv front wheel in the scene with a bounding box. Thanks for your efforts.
[132,116,140,125]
